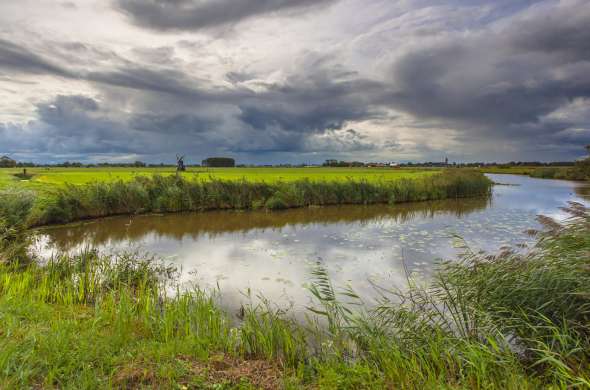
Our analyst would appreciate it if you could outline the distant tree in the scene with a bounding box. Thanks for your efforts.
[133,160,146,167]
[202,157,235,167]
[61,161,82,167]
[16,161,36,167]
[0,156,17,168]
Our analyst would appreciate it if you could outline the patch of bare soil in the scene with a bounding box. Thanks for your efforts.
[113,354,283,389]
[180,354,283,389]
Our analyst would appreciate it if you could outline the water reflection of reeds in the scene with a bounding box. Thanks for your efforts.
[39,197,490,252]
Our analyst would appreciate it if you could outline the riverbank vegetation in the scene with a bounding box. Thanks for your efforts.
[482,165,589,180]
[483,146,590,181]
[1,182,589,387]
[10,169,490,226]
[528,164,589,181]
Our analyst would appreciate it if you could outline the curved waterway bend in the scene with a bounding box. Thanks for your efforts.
[35,174,590,313]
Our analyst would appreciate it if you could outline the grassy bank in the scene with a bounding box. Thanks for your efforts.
[1,188,589,387]
[25,169,491,225]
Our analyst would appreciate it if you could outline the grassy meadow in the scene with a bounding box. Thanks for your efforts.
[0,167,436,190]
[0,186,589,388]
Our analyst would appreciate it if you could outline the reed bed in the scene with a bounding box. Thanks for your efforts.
[35,169,492,225]
[529,166,590,181]
[528,154,589,181]
[1,192,589,387]
[0,189,35,263]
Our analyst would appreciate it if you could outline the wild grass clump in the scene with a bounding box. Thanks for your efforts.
[0,189,35,263]
[37,170,492,225]
[301,202,590,387]
[0,247,309,388]
[431,202,590,386]
[529,151,590,181]
[529,167,589,181]
[0,249,176,305]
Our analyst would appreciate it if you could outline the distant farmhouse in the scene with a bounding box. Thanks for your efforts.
[202,157,235,167]
[0,155,16,168]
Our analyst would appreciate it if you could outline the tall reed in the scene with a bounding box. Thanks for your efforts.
[302,202,590,387]
[0,189,35,263]
[37,170,492,225]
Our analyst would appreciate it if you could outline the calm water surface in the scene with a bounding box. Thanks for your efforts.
[36,174,590,312]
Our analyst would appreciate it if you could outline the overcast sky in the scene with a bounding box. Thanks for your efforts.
[0,0,589,164]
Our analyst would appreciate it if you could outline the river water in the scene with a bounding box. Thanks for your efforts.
[35,174,590,312]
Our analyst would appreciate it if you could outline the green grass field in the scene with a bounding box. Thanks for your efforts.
[0,167,437,191]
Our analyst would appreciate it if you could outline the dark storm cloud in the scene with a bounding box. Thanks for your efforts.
[0,39,73,77]
[0,38,237,100]
[226,71,257,85]
[0,35,389,158]
[1,98,127,158]
[507,5,590,59]
[32,95,214,152]
[37,95,99,122]
[116,0,336,31]
[1,0,589,163]
[87,67,205,97]
[33,95,138,154]
[383,0,590,151]
[89,57,384,153]
[129,112,217,134]
[238,69,384,135]
[389,48,589,126]
[0,37,382,140]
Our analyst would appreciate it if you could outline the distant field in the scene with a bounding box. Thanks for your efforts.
[479,166,570,175]
[0,167,438,192]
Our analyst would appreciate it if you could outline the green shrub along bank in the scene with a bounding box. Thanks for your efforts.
[36,170,492,225]
[0,200,589,387]
[530,148,590,181]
